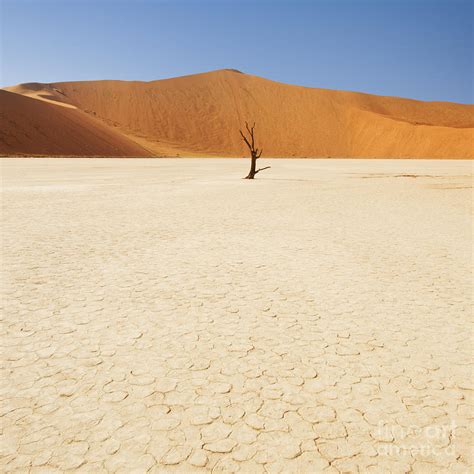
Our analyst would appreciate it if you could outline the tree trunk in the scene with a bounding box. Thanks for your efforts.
[245,153,257,179]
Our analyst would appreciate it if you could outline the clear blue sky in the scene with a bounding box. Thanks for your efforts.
[1,0,472,103]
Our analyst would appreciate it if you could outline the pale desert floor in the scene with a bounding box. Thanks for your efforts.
[1,158,473,473]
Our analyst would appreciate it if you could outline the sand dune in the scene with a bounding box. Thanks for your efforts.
[2,69,473,157]
[0,90,152,157]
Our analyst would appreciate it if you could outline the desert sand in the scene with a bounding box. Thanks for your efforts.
[2,70,473,158]
[1,158,472,472]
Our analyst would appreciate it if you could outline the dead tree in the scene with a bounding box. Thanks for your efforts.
[240,122,270,179]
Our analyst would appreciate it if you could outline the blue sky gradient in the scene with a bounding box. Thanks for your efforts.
[1,0,472,103]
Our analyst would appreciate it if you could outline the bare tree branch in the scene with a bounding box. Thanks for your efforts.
[254,166,271,175]
[244,122,256,149]
[239,129,252,151]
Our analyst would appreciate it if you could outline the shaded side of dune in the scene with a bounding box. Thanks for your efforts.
[0,90,152,157]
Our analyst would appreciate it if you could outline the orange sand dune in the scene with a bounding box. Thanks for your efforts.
[0,90,152,157]
[3,69,473,158]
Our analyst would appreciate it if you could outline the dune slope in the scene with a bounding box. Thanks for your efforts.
[0,90,152,157]
[3,70,473,158]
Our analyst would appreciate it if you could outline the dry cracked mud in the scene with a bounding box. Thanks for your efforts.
[1,158,472,473]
